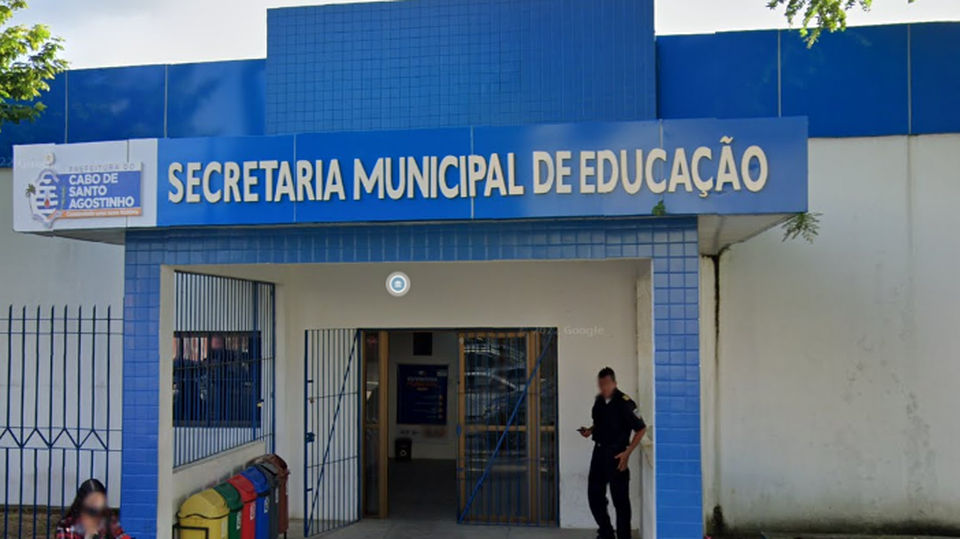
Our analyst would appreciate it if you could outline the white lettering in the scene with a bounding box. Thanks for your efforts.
[645,149,667,194]
[741,146,768,192]
[168,163,184,203]
[186,162,202,203]
[533,151,554,194]
[202,162,222,203]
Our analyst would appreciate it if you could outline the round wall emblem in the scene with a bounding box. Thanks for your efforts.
[386,271,410,297]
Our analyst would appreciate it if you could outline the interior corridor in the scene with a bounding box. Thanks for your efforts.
[388,459,457,520]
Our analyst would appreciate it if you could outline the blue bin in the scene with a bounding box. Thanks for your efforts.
[240,467,270,539]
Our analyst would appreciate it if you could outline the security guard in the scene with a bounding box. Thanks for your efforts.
[580,367,646,539]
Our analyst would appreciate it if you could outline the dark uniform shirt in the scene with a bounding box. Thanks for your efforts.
[591,389,646,448]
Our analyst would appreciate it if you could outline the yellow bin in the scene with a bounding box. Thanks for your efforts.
[178,488,230,539]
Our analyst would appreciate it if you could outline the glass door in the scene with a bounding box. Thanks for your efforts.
[457,329,558,525]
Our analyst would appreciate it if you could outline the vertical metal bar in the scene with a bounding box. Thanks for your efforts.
[32,306,40,536]
[251,284,259,445]
[356,330,362,520]
[60,305,67,515]
[105,307,112,499]
[3,305,11,539]
[187,274,193,463]
[46,306,55,539]
[303,330,309,537]
[343,328,347,527]
[90,306,98,480]
[3,305,9,539]
[19,305,26,539]
[75,306,82,496]
[457,332,467,514]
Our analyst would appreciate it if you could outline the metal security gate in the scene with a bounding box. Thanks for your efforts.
[0,306,122,539]
[303,329,361,537]
[173,273,276,468]
[458,329,559,525]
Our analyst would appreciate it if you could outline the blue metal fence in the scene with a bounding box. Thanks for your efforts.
[172,272,275,468]
[0,305,122,539]
[303,329,361,537]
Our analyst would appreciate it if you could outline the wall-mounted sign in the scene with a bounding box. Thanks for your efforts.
[13,119,808,232]
[397,364,448,426]
[22,160,142,228]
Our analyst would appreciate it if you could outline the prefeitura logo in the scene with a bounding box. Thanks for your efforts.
[24,168,62,228]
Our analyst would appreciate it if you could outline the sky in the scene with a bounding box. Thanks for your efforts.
[13,0,960,69]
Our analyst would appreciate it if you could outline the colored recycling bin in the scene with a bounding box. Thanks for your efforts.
[227,474,258,539]
[240,466,271,539]
[212,482,243,539]
[252,463,280,539]
[250,455,289,534]
[178,489,230,539]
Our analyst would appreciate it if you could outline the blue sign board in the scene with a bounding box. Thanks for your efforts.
[23,163,142,228]
[156,118,808,226]
[397,365,448,426]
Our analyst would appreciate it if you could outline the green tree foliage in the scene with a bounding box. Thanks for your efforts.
[768,0,916,46]
[0,0,66,129]
[781,212,822,243]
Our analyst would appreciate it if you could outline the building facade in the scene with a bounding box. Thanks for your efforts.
[2,1,959,539]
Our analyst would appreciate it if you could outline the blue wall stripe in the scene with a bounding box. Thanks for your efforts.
[657,30,780,120]
[67,65,167,143]
[166,59,266,138]
[910,23,960,135]
[656,22,960,137]
[781,25,911,137]
[0,21,958,166]
[0,73,66,167]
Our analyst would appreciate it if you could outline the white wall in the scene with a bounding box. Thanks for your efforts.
[192,260,650,530]
[0,169,124,307]
[387,331,459,460]
[704,134,960,533]
[0,168,125,509]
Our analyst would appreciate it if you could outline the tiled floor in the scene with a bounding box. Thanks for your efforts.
[287,518,590,539]
[289,459,591,539]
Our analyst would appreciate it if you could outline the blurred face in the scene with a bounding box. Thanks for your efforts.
[598,374,617,399]
[210,335,225,351]
[79,491,107,531]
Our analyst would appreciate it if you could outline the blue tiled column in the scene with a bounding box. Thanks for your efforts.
[652,228,703,538]
[120,246,161,539]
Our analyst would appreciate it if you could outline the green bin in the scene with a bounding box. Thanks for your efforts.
[213,482,244,539]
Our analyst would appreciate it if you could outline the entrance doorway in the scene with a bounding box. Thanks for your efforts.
[360,329,559,525]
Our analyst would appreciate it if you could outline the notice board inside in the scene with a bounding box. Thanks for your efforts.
[397,364,448,425]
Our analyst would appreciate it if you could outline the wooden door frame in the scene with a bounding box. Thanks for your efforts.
[457,329,549,524]
[360,330,390,518]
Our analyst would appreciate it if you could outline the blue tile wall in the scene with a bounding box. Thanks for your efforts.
[167,60,266,138]
[67,65,167,143]
[911,23,960,135]
[265,0,657,134]
[657,31,779,120]
[119,217,701,539]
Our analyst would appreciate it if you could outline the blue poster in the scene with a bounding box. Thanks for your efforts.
[397,365,448,426]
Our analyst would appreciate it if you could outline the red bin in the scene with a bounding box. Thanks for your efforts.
[227,474,258,539]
